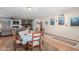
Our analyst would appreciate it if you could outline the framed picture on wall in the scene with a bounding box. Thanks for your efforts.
[58,15,64,25]
[71,16,79,26]
[45,21,48,25]
[50,18,55,25]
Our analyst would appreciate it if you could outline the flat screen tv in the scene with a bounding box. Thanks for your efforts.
[71,16,79,26]
[13,21,19,25]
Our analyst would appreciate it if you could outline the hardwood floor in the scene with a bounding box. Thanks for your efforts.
[43,34,79,51]
[0,34,78,51]
[0,36,14,51]
[0,36,57,51]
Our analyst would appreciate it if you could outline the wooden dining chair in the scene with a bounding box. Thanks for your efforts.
[28,31,43,51]
[12,29,22,50]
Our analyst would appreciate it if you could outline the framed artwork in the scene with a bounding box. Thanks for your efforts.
[71,16,79,26]
[50,18,55,25]
[58,15,64,25]
[45,21,48,25]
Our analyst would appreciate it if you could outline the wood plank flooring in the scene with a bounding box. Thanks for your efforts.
[0,34,78,51]
[0,36,57,51]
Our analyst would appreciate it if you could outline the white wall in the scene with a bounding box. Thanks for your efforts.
[36,10,79,41]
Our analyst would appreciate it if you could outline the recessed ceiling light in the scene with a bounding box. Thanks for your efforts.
[27,7,33,10]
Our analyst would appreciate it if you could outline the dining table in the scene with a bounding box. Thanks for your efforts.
[19,30,41,47]
[19,31,32,45]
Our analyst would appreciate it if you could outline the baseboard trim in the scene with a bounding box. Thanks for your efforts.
[45,33,79,42]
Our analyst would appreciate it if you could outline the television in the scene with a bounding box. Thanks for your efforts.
[71,16,79,26]
[13,21,19,25]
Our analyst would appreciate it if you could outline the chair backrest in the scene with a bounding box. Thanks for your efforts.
[12,29,20,40]
[32,31,42,46]
[32,31,41,38]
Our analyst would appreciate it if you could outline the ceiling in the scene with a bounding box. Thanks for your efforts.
[0,7,79,20]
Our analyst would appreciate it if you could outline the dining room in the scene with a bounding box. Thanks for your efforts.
[0,7,79,51]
